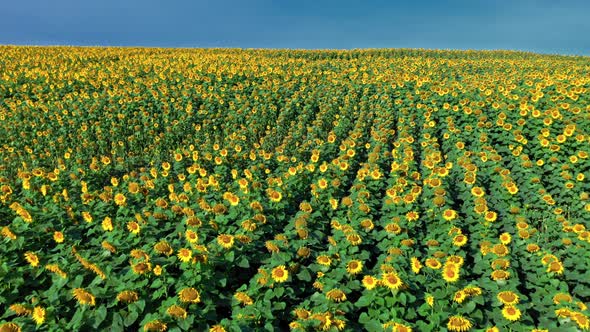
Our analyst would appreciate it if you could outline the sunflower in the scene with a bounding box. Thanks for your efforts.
[442,267,460,283]
[447,315,472,331]
[471,186,485,197]
[217,234,234,249]
[53,231,64,243]
[491,244,509,256]
[143,320,167,332]
[442,209,457,221]
[117,290,139,303]
[453,290,467,303]
[552,293,572,304]
[546,261,564,274]
[502,305,521,321]
[268,189,282,202]
[346,260,363,275]
[127,221,140,234]
[491,270,510,281]
[167,305,188,319]
[425,295,434,307]
[452,234,468,247]
[154,241,174,256]
[572,312,590,330]
[178,287,201,303]
[362,275,378,290]
[234,292,253,306]
[484,211,497,222]
[326,289,347,302]
[72,288,96,306]
[132,262,151,274]
[317,255,332,266]
[410,257,422,274]
[0,322,22,332]
[463,286,482,296]
[499,232,511,244]
[425,258,442,269]
[497,291,519,305]
[102,217,114,231]
[185,230,198,243]
[271,265,289,283]
[177,248,192,263]
[346,233,362,245]
[24,252,39,267]
[30,306,45,325]
[114,193,126,206]
[9,304,31,316]
[381,272,403,290]
[405,211,419,222]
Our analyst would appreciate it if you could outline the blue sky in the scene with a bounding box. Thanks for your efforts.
[2,0,589,55]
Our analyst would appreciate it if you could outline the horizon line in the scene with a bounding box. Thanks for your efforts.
[1,44,588,58]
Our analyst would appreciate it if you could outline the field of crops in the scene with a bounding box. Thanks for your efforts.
[0,46,589,331]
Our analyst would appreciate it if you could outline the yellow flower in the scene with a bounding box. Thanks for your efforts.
[271,265,289,283]
[178,287,201,303]
[326,289,347,302]
[410,257,422,274]
[447,315,472,331]
[143,320,167,332]
[381,272,403,290]
[24,252,39,267]
[362,275,378,290]
[346,260,363,275]
[442,209,457,221]
[102,217,113,231]
[114,193,126,206]
[497,291,519,305]
[217,234,234,249]
[167,305,187,319]
[127,221,140,234]
[442,266,460,283]
[177,248,192,263]
[0,322,22,332]
[53,231,64,243]
[72,288,96,306]
[117,290,139,303]
[502,305,521,321]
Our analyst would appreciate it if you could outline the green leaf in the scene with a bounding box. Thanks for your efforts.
[124,310,139,327]
[237,257,250,268]
[297,269,311,282]
[93,306,107,328]
[355,295,371,307]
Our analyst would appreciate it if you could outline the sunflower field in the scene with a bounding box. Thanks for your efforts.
[0,46,589,332]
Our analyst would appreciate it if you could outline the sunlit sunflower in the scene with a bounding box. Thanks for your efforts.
[72,288,96,306]
[442,267,460,283]
[271,265,289,283]
[24,252,39,267]
[447,315,472,331]
[497,291,519,305]
[381,272,403,290]
[217,234,234,249]
[127,221,140,235]
[177,248,192,263]
[346,260,363,275]
[502,305,521,321]
[442,209,457,221]
[362,275,378,290]
[326,289,347,302]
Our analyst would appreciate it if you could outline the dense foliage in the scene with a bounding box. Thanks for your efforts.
[1,46,589,331]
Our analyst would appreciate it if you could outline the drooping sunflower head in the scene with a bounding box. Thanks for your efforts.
[178,287,201,303]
